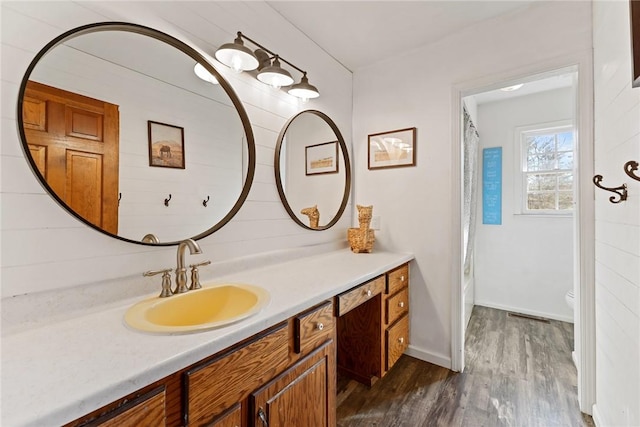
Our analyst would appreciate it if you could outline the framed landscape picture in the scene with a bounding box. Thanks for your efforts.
[148,120,185,169]
[368,127,416,170]
[305,141,338,175]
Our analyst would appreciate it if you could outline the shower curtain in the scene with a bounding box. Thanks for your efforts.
[463,106,479,275]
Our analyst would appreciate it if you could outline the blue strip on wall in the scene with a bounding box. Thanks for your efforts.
[482,147,502,225]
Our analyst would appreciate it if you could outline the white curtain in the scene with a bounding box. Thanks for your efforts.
[463,106,479,275]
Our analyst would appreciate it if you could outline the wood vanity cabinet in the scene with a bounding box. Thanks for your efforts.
[64,262,409,426]
[336,262,409,386]
[66,301,335,427]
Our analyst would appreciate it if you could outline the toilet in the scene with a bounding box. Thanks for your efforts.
[565,289,575,311]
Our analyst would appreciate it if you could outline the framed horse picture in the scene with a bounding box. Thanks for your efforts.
[148,121,185,169]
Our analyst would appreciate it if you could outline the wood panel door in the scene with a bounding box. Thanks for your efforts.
[23,80,120,234]
[251,341,335,427]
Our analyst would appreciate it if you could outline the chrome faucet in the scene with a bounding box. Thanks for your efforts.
[175,239,202,293]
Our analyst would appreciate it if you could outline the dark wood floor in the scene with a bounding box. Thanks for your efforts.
[336,306,595,426]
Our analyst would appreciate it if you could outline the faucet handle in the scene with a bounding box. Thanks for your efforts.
[188,260,211,290]
[143,268,173,298]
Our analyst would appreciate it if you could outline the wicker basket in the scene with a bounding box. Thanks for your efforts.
[348,228,375,253]
[348,205,375,253]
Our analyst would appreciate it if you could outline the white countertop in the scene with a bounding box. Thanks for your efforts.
[1,249,413,427]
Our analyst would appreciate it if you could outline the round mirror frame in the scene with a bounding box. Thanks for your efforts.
[16,22,256,246]
[274,110,351,231]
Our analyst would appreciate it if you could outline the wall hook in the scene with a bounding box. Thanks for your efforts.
[164,194,172,207]
[593,175,627,203]
[624,160,640,182]
[203,195,210,207]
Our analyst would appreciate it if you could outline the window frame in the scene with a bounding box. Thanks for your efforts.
[514,120,575,216]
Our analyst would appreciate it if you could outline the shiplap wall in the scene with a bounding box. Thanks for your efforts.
[592,2,640,426]
[0,1,353,298]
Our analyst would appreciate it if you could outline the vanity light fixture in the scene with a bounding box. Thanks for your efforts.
[256,55,294,88]
[214,33,259,72]
[287,73,320,101]
[215,31,320,100]
[193,63,219,84]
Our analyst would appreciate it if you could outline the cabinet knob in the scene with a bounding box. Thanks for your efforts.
[316,322,324,331]
[400,275,405,282]
[399,301,405,308]
[398,337,405,344]
[366,289,372,297]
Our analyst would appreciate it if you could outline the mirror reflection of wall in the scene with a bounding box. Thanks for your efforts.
[22,27,250,244]
[276,110,350,230]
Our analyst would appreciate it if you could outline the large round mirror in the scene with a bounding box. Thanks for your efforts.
[275,110,350,230]
[17,22,255,246]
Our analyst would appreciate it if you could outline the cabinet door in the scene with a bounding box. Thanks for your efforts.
[251,340,335,427]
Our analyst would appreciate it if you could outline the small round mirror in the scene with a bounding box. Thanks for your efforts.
[275,110,351,230]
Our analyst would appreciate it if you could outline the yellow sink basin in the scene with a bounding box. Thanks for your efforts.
[124,283,270,334]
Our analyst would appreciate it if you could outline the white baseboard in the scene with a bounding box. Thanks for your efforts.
[591,404,603,427]
[474,301,574,323]
[405,345,451,370]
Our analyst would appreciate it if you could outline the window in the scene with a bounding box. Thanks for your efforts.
[518,123,574,214]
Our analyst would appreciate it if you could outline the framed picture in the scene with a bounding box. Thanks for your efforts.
[368,127,416,170]
[148,120,185,169]
[305,141,339,175]
[632,0,640,87]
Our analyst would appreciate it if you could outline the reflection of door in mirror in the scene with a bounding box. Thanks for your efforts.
[23,81,119,234]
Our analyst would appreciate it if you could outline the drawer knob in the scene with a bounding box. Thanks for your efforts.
[400,275,405,282]
[316,322,324,331]
[399,301,405,308]
[398,337,405,344]
[366,289,372,297]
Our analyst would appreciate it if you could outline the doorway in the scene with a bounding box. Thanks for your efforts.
[451,61,595,414]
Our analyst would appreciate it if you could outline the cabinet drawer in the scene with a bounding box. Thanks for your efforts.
[386,288,408,326]
[295,301,334,354]
[386,314,409,370]
[387,263,409,295]
[336,276,385,316]
[206,403,241,427]
[98,386,165,427]
[185,323,290,426]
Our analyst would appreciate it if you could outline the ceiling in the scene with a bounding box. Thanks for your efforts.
[266,1,536,72]
[266,1,570,103]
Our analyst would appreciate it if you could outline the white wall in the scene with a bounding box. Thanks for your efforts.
[592,1,640,426]
[0,1,353,298]
[474,88,574,322]
[353,1,592,367]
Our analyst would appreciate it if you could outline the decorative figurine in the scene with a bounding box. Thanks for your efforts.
[301,205,320,229]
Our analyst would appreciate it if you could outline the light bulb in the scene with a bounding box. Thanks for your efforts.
[230,56,244,73]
